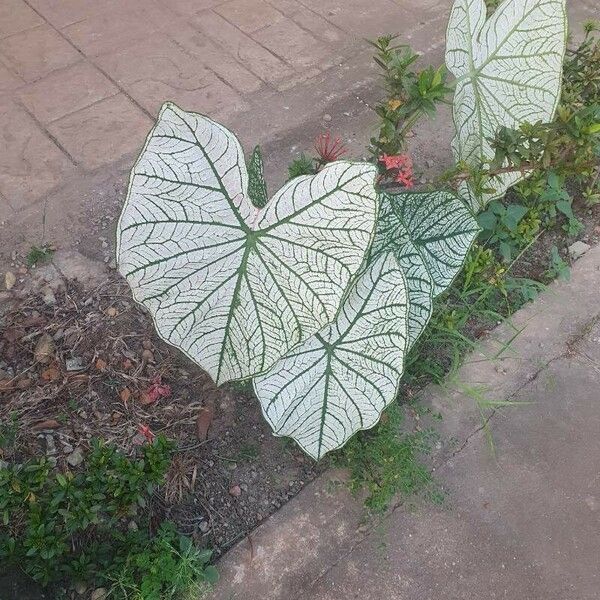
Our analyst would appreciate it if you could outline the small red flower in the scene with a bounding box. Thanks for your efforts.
[315,131,348,163]
[138,423,155,443]
[379,153,414,188]
[145,375,172,404]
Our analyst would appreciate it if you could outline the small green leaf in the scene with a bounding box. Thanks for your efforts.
[203,565,219,584]
[247,146,268,208]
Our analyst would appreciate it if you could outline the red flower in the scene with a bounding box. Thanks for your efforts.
[145,375,172,404]
[138,423,155,443]
[379,153,414,188]
[315,131,348,163]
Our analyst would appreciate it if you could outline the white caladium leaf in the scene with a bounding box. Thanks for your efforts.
[374,191,480,298]
[446,0,567,207]
[117,102,378,385]
[254,253,409,460]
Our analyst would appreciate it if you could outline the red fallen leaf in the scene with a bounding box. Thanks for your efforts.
[140,376,171,405]
[138,423,155,443]
[196,401,215,441]
[32,419,61,430]
[41,367,61,382]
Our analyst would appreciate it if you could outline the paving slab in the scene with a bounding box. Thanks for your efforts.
[208,235,600,600]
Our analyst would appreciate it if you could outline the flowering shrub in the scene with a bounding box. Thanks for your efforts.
[117,0,576,459]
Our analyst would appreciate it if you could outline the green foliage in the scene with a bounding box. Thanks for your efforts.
[0,437,216,597]
[335,403,439,512]
[106,523,218,600]
[247,146,268,208]
[26,244,54,267]
[546,245,571,281]
[287,153,316,179]
[369,35,451,158]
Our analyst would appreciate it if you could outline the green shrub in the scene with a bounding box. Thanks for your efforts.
[0,437,217,597]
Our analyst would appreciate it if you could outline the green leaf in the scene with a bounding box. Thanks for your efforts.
[254,253,409,460]
[203,565,219,584]
[117,102,378,385]
[247,146,268,208]
[446,0,568,207]
[504,204,528,231]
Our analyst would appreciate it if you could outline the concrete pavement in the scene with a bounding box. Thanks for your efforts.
[209,224,600,600]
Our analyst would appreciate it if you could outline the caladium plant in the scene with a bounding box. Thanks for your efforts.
[117,0,569,459]
[446,0,568,208]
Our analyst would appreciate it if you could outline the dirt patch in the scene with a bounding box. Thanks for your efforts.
[0,266,321,559]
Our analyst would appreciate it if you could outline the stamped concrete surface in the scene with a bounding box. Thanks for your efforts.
[209,243,600,599]
[1,0,597,263]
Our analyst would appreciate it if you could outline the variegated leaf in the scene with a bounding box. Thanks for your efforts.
[254,253,409,460]
[374,191,480,297]
[446,0,567,208]
[117,102,378,385]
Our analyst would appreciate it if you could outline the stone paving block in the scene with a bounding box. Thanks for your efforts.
[47,94,152,170]
[62,7,157,57]
[161,0,224,16]
[267,0,345,44]
[18,61,118,123]
[0,0,43,39]
[0,25,80,83]
[26,0,125,29]
[215,0,285,33]
[191,10,293,85]
[252,17,329,69]
[95,35,244,116]
[0,101,74,208]
[174,29,263,94]
[0,61,24,94]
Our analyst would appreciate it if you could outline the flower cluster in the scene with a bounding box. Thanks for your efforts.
[380,153,414,188]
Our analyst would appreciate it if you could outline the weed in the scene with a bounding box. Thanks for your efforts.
[26,244,54,267]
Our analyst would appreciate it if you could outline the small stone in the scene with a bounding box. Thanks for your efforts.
[45,435,56,455]
[568,240,591,261]
[128,520,138,531]
[41,286,56,306]
[426,159,434,168]
[141,349,154,362]
[91,588,107,600]
[67,447,84,467]
[65,357,84,372]
[229,484,242,497]
[74,581,87,595]
[142,340,153,350]
[199,520,210,533]
[322,113,332,122]
[4,271,16,290]
[240,482,248,492]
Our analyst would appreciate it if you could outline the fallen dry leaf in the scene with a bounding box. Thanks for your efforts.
[16,377,32,389]
[34,333,55,364]
[119,387,132,403]
[41,366,61,381]
[95,358,107,371]
[32,419,61,430]
[122,358,133,370]
[141,349,154,362]
[4,271,16,290]
[105,307,118,317]
[196,402,215,441]
[0,379,13,392]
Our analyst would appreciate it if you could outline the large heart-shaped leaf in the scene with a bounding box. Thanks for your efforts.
[446,0,567,207]
[253,253,409,460]
[117,102,378,385]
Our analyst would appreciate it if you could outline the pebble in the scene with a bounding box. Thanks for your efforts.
[229,484,242,497]
[91,588,107,600]
[568,240,591,261]
[199,520,210,533]
[45,435,56,455]
[67,447,84,467]
[4,271,16,291]
[41,286,56,306]
[65,357,84,372]
[322,113,332,122]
